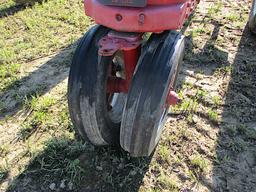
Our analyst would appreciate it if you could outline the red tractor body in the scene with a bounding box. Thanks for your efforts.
[84,0,199,32]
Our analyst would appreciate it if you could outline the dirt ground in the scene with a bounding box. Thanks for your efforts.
[0,0,256,192]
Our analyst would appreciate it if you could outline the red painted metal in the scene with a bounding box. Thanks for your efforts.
[166,90,181,106]
[123,47,140,90]
[106,47,140,93]
[98,31,142,56]
[84,0,199,32]
[99,0,188,7]
[88,0,199,94]
[100,31,141,93]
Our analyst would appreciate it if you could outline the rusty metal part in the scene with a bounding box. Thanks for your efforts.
[98,31,142,56]
[99,31,142,93]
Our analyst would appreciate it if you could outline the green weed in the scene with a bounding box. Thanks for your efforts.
[33,138,87,184]
[226,13,239,22]
[208,109,218,123]
[0,143,10,157]
[207,2,223,18]
[191,27,207,38]
[212,95,222,106]
[196,89,208,100]
[188,169,198,183]
[159,145,170,162]
[214,65,232,76]
[174,98,199,115]
[18,95,54,140]
[158,172,179,191]
[190,154,208,172]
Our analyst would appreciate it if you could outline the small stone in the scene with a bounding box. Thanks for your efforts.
[117,163,124,170]
[49,183,56,190]
[60,180,66,189]
[130,170,137,176]
[96,166,103,171]
[68,182,73,190]
[119,182,124,187]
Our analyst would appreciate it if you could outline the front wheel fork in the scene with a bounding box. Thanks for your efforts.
[98,30,180,106]
[98,31,141,94]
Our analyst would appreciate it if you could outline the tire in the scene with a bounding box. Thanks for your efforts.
[249,0,256,34]
[120,31,185,157]
[68,25,126,146]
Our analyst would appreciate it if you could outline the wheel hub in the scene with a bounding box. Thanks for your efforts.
[166,90,181,106]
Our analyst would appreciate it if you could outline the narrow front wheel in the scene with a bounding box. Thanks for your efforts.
[68,25,126,145]
[120,31,185,157]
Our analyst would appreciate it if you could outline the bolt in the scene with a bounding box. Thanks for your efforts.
[138,13,145,25]
[116,14,122,22]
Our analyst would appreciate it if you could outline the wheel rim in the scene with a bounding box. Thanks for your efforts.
[106,51,126,124]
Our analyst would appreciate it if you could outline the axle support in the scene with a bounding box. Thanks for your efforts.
[99,31,142,93]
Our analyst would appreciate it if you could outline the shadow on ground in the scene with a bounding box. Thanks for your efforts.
[0,0,44,19]
[0,42,76,120]
[6,137,152,192]
[182,21,256,191]
[212,25,256,191]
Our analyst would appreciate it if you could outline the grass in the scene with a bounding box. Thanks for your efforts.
[244,129,256,140]
[224,124,237,136]
[158,175,179,191]
[0,144,10,157]
[30,137,87,184]
[207,109,218,123]
[212,95,222,106]
[191,27,208,38]
[159,145,170,162]
[214,65,232,76]
[237,124,256,140]
[222,124,256,141]
[173,86,222,125]
[24,94,55,111]
[226,13,240,22]
[17,95,56,140]
[190,154,208,172]
[0,0,91,91]
[0,101,6,112]
[173,97,199,115]
[14,84,47,106]
[207,1,223,18]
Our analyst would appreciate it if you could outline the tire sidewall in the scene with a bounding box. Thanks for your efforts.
[68,25,121,145]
